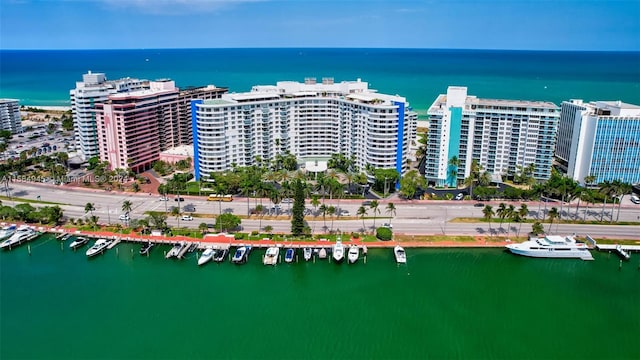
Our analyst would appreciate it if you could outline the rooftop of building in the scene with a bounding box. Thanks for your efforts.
[565,99,640,117]
[428,91,558,113]
[160,145,194,157]
[0,99,20,104]
[200,78,407,106]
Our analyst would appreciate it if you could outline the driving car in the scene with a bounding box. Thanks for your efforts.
[181,215,193,221]
[175,197,184,202]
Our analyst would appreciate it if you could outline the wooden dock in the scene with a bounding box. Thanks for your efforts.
[107,237,121,250]
[595,244,640,251]
[176,242,191,259]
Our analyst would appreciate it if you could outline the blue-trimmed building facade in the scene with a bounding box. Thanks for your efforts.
[425,86,559,187]
[191,79,417,182]
[558,99,640,185]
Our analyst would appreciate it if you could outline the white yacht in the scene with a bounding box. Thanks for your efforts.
[86,239,110,257]
[506,235,593,260]
[198,248,215,266]
[0,226,35,249]
[0,225,17,240]
[332,241,344,263]
[263,246,279,266]
[394,245,407,264]
[347,246,359,264]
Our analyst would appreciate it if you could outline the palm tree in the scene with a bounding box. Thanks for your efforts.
[198,222,208,235]
[88,215,99,230]
[482,205,495,235]
[121,200,133,215]
[319,204,328,232]
[547,207,559,233]
[84,202,95,217]
[505,204,516,237]
[171,206,180,229]
[357,206,368,232]
[598,180,614,222]
[496,203,507,234]
[369,200,380,228]
[327,205,336,233]
[614,181,632,222]
[385,203,396,225]
[448,156,460,188]
[310,195,320,233]
[517,204,528,237]
[255,204,264,231]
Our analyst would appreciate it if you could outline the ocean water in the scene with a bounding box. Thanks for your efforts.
[1,234,639,359]
[1,49,639,115]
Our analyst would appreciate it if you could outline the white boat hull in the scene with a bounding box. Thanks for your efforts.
[506,244,593,260]
[394,246,407,264]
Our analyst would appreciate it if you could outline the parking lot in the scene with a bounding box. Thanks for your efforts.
[5,120,76,161]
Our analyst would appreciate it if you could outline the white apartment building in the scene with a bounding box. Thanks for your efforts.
[0,99,23,134]
[425,86,559,187]
[192,78,417,182]
[70,71,148,159]
[557,99,640,185]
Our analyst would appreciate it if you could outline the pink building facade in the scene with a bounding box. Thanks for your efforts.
[96,80,179,173]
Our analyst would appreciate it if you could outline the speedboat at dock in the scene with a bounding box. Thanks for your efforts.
[394,245,407,264]
[263,246,279,265]
[56,233,72,241]
[332,241,344,263]
[1,226,36,250]
[284,248,295,263]
[616,245,631,261]
[232,246,250,264]
[139,242,154,255]
[505,234,593,260]
[348,245,359,264]
[69,237,89,249]
[213,248,228,262]
[86,239,111,257]
[198,248,215,266]
[303,247,313,261]
[166,242,186,259]
[318,248,327,259]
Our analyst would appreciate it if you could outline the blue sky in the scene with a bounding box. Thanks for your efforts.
[1,0,639,50]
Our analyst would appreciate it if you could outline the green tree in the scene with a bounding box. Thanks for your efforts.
[121,200,133,215]
[198,222,209,235]
[399,170,426,199]
[505,204,516,237]
[290,179,306,236]
[327,205,336,233]
[255,204,264,231]
[447,156,460,188]
[496,203,507,234]
[171,206,181,229]
[215,213,241,232]
[264,225,273,235]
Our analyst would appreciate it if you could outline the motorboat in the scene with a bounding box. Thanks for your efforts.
[232,246,250,264]
[69,237,89,250]
[505,234,593,260]
[86,239,110,257]
[0,225,17,240]
[139,242,154,255]
[213,248,228,262]
[332,241,344,263]
[347,245,359,264]
[303,247,313,261]
[615,245,631,261]
[1,226,36,250]
[56,233,71,241]
[394,245,407,264]
[198,248,215,266]
[166,241,185,259]
[284,248,295,263]
[318,248,327,259]
[263,246,280,266]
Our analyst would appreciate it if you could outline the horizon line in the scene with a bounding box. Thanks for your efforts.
[2,47,639,53]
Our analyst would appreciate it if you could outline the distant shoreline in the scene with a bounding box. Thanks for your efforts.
[22,105,71,112]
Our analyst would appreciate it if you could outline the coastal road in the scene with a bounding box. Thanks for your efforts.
[5,182,640,239]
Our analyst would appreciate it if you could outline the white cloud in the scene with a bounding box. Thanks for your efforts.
[100,0,264,15]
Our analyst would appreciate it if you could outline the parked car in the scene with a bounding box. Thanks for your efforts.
[455,193,464,200]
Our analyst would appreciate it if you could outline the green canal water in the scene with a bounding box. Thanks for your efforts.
[1,234,639,360]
